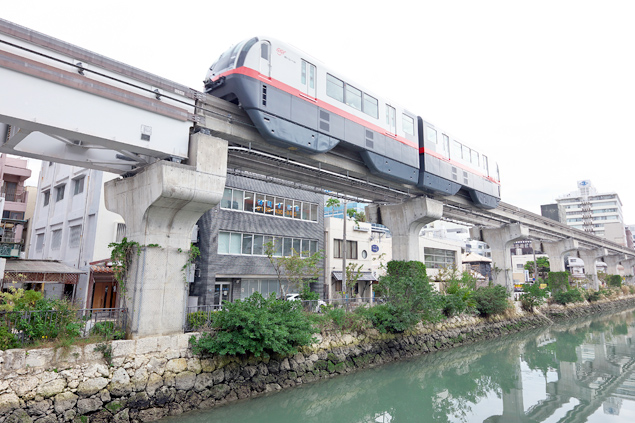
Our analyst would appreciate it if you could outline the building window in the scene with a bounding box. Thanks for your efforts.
[43,190,50,207]
[69,225,82,248]
[55,185,65,202]
[115,223,126,243]
[220,188,319,222]
[218,231,318,258]
[51,229,62,250]
[334,239,358,259]
[35,233,45,252]
[73,177,85,195]
[424,248,456,269]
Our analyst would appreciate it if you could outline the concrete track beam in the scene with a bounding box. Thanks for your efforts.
[471,223,529,292]
[104,132,227,338]
[366,197,443,262]
[541,238,579,272]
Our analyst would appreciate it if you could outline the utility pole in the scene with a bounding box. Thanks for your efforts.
[341,199,347,297]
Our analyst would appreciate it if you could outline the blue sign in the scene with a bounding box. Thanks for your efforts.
[371,244,379,253]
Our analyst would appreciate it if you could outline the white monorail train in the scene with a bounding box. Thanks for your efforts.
[204,37,500,209]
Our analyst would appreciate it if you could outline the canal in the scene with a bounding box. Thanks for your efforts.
[159,308,635,422]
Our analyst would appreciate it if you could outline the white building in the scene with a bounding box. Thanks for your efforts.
[28,162,124,307]
[324,217,391,300]
[556,180,625,243]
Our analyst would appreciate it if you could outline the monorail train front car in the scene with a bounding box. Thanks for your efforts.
[204,37,500,209]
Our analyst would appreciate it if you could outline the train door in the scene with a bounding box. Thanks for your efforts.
[386,105,396,134]
[301,60,316,97]
[260,41,271,78]
[442,134,450,158]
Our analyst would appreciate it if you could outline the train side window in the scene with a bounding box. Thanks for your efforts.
[482,155,489,175]
[326,74,344,102]
[345,85,362,111]
[451,140,462,159]
[462,145,471,163]
[471,150,479,166]
[363,94,378,118]
[261,43,269,59]
[386,105,396,134]
[426,126,437,144]
[403,115,415,136]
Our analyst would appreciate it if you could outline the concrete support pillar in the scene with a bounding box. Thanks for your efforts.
[104,132,227,338]
[541,238,578,272]
[471,223,529,292]
[603,254,627,275]
[578,248,608,290]
[621,259,635,277]
[366,197,443,262]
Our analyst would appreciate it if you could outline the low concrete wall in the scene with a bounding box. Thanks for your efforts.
[1,296,634,423]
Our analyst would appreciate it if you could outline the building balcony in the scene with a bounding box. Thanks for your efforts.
[0,240,22,258]
[1,187,27,203]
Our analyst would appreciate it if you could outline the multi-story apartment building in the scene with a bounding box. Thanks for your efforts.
[555,180,625,242]
[191,175,324,308]
[28,162,124,306]
[0,154,32,258]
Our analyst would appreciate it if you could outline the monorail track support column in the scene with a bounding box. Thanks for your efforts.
[621,258,635,277]
[603,254,627,276]
[471,223,529,293]
[541,238,579,272]
[366,197,444,262]
[578,248,608,290]
[104,131,228,338]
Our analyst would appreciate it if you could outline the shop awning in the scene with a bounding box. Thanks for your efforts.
[331,271,377,282]
[2,260,86,284]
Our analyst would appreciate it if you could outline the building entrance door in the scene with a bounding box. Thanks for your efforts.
[213,282,231,309]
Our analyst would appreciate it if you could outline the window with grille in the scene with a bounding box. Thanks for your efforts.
[73,177,85,195]
[115,223,126,242]
[69,225,82,248]
[51,229,62,250]
[35,233,45,252]
[55,184,65,202]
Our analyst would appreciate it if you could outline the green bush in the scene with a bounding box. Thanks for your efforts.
[441,279,476,317]
[374,261,442,332]
[547,272,570,294]
[0,325,20,350]
[187,311,217,330]
[607,275,622,288]
[585,290,601,302]
[189,292,317,357]
[473,285,510,317]
[90,321,125,340]
[520,281,549,311]
[553,288,585,305]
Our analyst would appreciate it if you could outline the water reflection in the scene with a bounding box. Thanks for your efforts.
[159,308,635,423]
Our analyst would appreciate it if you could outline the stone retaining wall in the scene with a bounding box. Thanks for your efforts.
[1,296,634,423]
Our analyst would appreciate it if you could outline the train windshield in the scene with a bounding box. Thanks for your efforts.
[209,42,245,76]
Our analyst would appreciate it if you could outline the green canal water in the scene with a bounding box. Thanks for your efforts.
[160,309,635,422]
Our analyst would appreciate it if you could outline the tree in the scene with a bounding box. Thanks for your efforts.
[264,240,323,298]
[524,257,550,280]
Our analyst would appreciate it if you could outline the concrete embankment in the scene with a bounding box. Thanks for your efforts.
[1,295,634,423]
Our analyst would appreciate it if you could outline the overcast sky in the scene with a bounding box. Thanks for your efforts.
[4,1,635,222]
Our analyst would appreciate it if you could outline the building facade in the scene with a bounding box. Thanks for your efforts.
[554,180,625,242]
[28,162,124,306]
[0,154,32,259]
[191,175,325,308]
[324,217,392,299]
